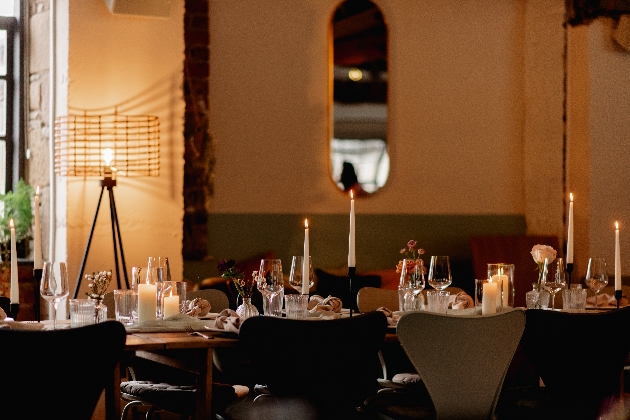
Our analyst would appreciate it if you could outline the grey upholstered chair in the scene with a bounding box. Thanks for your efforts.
[365,309,526,420]
[187,288,230,312]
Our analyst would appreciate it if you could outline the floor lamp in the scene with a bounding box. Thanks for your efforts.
[54,114,160,298]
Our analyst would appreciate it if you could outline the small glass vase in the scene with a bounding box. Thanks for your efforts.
[236,297,259,319]
[91,298,108,323]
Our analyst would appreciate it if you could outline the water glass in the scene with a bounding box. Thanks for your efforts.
[113,289,136,325]
[562,288,587,313]
[289,256,314,294]
[263,289,284,317]
[285,294,308,319]
[70,299,96,327]
[426,290,449,314]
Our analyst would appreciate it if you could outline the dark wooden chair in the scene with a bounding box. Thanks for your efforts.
[496,308,630,419]
[222,311,388,420]
[470,235,561,308]
[0,321,126,420]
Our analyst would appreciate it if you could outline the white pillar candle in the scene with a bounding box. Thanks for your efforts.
[615,221,621,291]
[33,187,42,270]
[348,191,356,267]
[482,282,497,315]
[163,290,180,318]
[567,193,574,264]
[137,282,157,322]
[9,219,18,304]
[302,219,310,295]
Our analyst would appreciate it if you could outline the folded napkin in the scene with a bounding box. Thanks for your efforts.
[586,293,628,307]
[376,307,400,326]
[0,321,45,330]
[0,306,6,320]
[448,292,474,310]
[184,298,211,317]
[308,295,343,313]
[214,309,241,333]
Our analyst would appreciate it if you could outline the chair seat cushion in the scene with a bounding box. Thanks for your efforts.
[392,373,422,384]
[121,381,197,414]
[121,381,237,415]
[364,386,436,420]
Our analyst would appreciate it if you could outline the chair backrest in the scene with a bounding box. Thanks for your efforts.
[187,288,230,312]
[470,235,560,307]
[0,321,127,420]
[397,309,526,420]
[520,308,630,401]
[239,312,387,410]
[357,287,399,313]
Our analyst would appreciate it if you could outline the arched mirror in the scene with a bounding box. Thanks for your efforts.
[331,0,389,196]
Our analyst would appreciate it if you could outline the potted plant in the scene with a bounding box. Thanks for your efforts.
[0,179,35,259]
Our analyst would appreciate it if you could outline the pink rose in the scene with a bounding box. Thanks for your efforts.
[407,240,417,249]
[531,244,557,265]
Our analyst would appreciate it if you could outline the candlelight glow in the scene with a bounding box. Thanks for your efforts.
[350,190,354,199]
[305,219,308,228]
[616,221,619,229]
[9,219,13,228]
[348,68,363,81]
[36,185,40,195]
[570,192,573,202]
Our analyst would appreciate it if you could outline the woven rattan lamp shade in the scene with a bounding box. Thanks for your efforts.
[54,114,160,177]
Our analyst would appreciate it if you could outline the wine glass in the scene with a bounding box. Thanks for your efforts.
[400,259,425,310]
[427,256,452,291]
[289,256,314,294]
[585,257,608,309]
[40,262,69,329]
[541,257,566,310]
[257,259,284,316]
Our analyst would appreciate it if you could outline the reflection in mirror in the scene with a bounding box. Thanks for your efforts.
[331,0,389,196]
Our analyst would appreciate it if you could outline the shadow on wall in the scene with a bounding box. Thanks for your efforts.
[183,213,527,297]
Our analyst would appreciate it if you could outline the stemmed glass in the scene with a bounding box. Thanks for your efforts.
[541,257,566,310]
[40,262,69,329]
[257,259,284,316]
[427,256,452,291]
[289,256,314,294]
[585,257,608,309]
[400,259,425,311]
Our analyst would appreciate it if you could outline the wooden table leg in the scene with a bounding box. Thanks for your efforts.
[106,361,122,420]
[196,348,214,419]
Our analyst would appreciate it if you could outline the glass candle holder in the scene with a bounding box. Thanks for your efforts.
[161,281,187,319]
[487,263,515,310]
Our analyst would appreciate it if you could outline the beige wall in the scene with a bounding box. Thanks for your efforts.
[209,0,534,216]
[55,0,185,298]
[568,18,630,277]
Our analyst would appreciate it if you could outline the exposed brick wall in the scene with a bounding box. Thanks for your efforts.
[183,0,213,261]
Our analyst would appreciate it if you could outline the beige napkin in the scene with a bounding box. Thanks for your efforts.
[376,307,400,326]
[0,321,45,330]
[586,293,628,308]
[448,292,474,310]
[185,298,211,317]
[0,306,6,320]
[214,309,241,333]
[308,295,343,313]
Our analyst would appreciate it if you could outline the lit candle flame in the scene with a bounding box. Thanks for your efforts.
[9,219,13,229]
[350,190,354,199]
[305,219,308,229]
[616,221,619,230]
[570,192,573,202]
[36,186,40,196]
